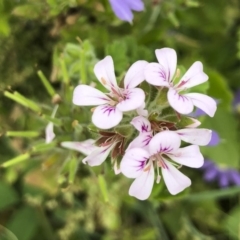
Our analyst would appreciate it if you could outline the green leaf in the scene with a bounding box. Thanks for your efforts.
[223,206,240,239]
[105,40,128,74]
[98,175,109,202]
[0,225,18,240]
[114,124,133,137]
[0,182,19,210]
[189,80,209,94]
[185,186,240,202]
[12,4,41,19]
[68,157,78,184]
[201,107,239,168]
[7,206,39,240]
[207,69,233,110]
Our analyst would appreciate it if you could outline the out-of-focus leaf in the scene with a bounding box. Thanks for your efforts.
[223,206,240,239]
[12,5,42,19]
[207,69,233,110]
[177,214,213,240]
[0,225,18,240]
[7,206,39,240]
[185,186,240,202]
[200,107,239,168]
[0,16,10,36]
[0,182,19,210]
[98,174,109,202]
[105,40,128,74]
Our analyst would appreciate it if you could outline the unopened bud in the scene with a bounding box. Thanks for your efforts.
[52,94,62,104]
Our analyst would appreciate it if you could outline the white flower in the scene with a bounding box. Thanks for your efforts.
[45,105,58,143]
[144,48,217,117]
[120,131,204,200]
[61,138,119,169]
[127,116,212,151]
[126,116,153,151]
[73,56,148,129]
[82,142,117,166]
[45,122,55,144]
[61,139,97,155]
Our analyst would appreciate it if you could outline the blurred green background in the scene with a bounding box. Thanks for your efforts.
[0,0,240,239]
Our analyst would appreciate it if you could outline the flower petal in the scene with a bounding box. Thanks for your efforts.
[124,60,148,89]
[167,88,194,114]
[114,162,121,175]
[185,117,201,128]
[92,105,123,129]
[45,122,55,143]
[144,63,171,87]
[149,131,181,155]
[129,163,154,200]
[128,0,145,11]
[120,148,150,178]
[109,0,133,22]
[73,85,110,106]
[60,139,96,155]
[177,61,208,90]
[167,145,204,168]
[176,128,212,146]
[126,132,153,151]
[116,88,145,112]
[161,160,191,195]
[185,93,217,117]
[82,143,115,166]
[136,102,148,117]
[94,56,119,91]
[155,48,177,82]
[130,116,151,133]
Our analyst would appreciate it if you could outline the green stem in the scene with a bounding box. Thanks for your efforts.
[1,153,30,168]
[37,70,56,97]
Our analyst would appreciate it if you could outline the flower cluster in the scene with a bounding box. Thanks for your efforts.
[60,47,217,200]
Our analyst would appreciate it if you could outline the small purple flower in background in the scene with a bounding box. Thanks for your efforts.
[201,160,240,188]
[233,89,240,112]
[207,130,220,146]
[109,0,144,23]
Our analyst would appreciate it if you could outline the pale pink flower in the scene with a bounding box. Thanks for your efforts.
[120,131,204,200]
[82,142,117,166]
[144,48,217,117]
[61,139,116,167]
[73,56,148,129]
[61,139,97,156]
[45,122,55,144]
[61,138,120,171]
[45,105,59,143]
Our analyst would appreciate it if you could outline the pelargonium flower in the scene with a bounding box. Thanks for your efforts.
[45,105,59,143]
[109,0,144,23]
[127,116,212,151]
[120,131,204,200]
[61,139,97,156]
[144,48,217,117]
[61,135,122,174]
[45,122,55,144]
[73,56,148,129]
[201,160,240,188]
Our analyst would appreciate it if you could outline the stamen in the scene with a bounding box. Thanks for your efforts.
[90,107,96,112]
